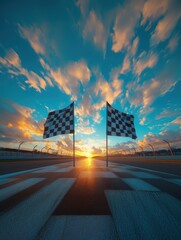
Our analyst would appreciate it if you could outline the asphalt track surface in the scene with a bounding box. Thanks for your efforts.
[0,158,181,239]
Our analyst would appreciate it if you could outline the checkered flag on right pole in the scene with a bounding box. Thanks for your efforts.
[106,102,137,167]
[106,102,137,139]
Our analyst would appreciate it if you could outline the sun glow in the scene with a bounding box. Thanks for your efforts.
[86,152,92,167]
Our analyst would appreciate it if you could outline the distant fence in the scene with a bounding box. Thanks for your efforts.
[0,148,71,160]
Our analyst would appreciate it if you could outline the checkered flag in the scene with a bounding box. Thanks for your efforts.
[107,102,137,139]
[43,103,74,139]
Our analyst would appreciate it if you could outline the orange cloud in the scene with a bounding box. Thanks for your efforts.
[83,10,108,51]
[66,60,91,84]
[142,0,169,25]
[0,100,44,143]
[39,59,91,100]
[0,49,47,92]
[19,25,46,55]
[134,51,158,75]
[112,0,143,52]
[94,76,123,109]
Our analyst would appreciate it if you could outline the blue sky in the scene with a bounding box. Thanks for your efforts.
[0,0,181,156]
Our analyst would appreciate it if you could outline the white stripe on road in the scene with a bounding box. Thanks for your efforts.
[0,178,44,202]
[33,165,59,173]
[0,168,44,179]
[123,164,180,177]
[105,190,181,240]
[122,178,160,191]
[128,171,160,179]
[0,178,75,240]
[35,215,119,240]
[80,171,118,178]
[32,163,73,173]
[0,178,16,186]
[165,178,181,186]
[0,163,72,179]
[55,166,73,172]
[110,167,129,173]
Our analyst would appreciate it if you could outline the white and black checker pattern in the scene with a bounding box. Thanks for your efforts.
[107,102,137,139]
[43,103,74,139]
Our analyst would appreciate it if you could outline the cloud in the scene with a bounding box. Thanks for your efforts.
[76,118,96,135]
[83,10,108,51]
[39,58,91,100]
[131,37,139,55]
[0,49,47,92]
[171,116,181,126]
[167,34,179,52]
[112,0,144,52]
[76,0,89,16]
[18,25,46,55]
[75,93,94,116]
[0,100,44,143]
[109,141,137,155]
[159,129,181,144]
[66,60,91,84]
[134,51,158,75]
[75,93,102,123]
[127,57,180,111]
[151,0,181,44]
[91,146,102,156]
[141,0,169,25]
[156,109,180,120]
[56,135,73,153]
[121,55,130,74]
[143,78,177,108]
[5,49,21,68]
[140,117,146,125]
[138,130,181,149]
[94,72,123,110]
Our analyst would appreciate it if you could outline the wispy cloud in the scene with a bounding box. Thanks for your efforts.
[18,25,46,55]
[134,51,158,75]
[120,55,130,74]
[112,0,144,52]
[76,0,89,16]
[0,49,47,92]
[76,119,95,135]
[156,108,180,120]
[131,37,139,55]
[127,58,180,111]
[83,10,108,51]
[91,146,103,156]
[75,93,102,123]
[141,0,169,25]
[138,129,181,149]
[39,58,91,100]
[0,99,44,143]
[171,116,181,126]
[151,0,181,44]
[94,72,123,110]
[66,60,91,84]
[167,34,179,52]
[140,117,146,125]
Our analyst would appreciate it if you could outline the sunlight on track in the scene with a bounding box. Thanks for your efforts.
[88,156,92,167]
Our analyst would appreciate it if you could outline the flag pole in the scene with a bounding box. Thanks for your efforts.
[73,131,75,167]
[73,102,75,167]
[106,102,108,167]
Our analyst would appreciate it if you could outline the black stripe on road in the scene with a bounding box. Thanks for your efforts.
[54,178,131,215]
[0,179,53,214]
[146,178,181,201]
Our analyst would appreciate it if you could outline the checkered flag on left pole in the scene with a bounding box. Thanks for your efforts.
[43,102,75,166]
[43,103,74,139]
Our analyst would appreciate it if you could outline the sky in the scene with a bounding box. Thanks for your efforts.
[0,0,181,156]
